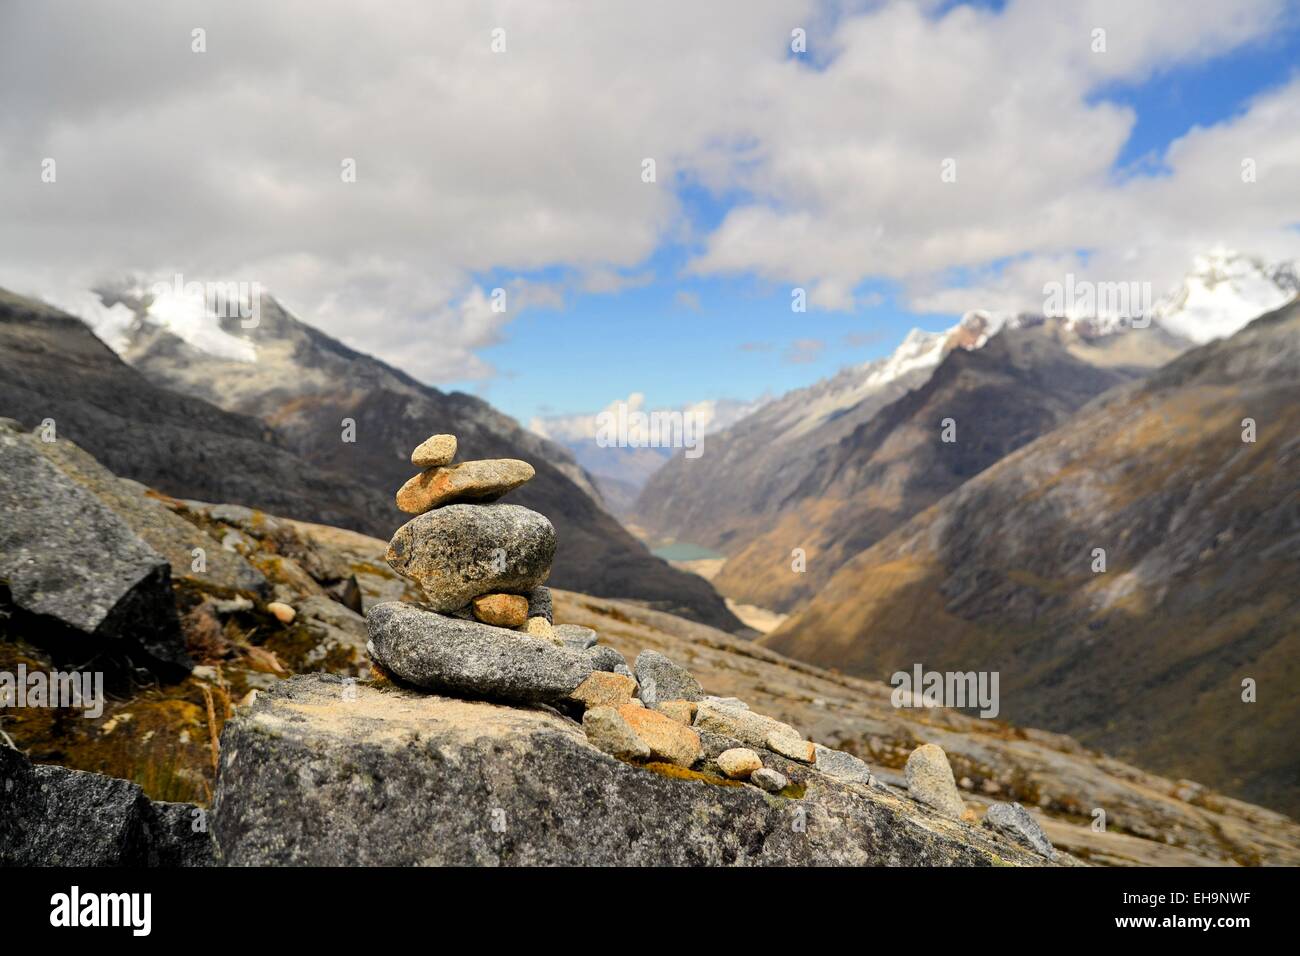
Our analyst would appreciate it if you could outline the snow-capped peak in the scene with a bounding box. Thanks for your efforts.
[953,309,1041,349]
[530,392,766,444]
[1149,249,1299,345]
[49,278,259,363]
[861,327,948,388]
[141,280,259,362]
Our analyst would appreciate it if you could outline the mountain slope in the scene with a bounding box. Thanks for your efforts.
[635,311,1188,556]
[762,300,1300,815]
[712,319,1162,612]
[50,287,742,631]
[0,289,394,533]
[634,324,961,552]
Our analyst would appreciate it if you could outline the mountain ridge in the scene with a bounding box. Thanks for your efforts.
[762,300,1300,815]
[711,318,1163,612]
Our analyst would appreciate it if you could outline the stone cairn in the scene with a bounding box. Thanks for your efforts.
[363,432,879,794]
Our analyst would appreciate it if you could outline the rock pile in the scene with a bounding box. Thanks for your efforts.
[363,433,884,794]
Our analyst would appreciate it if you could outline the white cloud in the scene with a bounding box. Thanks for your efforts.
[0,0,814,380]
[530,391,766,443]
[1,0,1298,383]
[688,0,1300,312]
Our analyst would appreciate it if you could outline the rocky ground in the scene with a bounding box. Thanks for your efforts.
[553,590,1300,866]
[3,422,1297,866]
[213,675,1045,866]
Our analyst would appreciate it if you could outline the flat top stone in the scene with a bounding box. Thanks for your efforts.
[396,459,535,514]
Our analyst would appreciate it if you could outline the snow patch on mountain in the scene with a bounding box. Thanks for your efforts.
[862,327,947,386]
[45,289,139,354]
[141,282,259,362]
[1149,249,1298,344]
[50,281,258,363]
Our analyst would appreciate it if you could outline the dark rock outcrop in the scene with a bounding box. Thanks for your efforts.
[0,745,214,866]
[0,422,188,674]
[210,674,1046,866]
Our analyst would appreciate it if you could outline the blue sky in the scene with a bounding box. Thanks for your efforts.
[1103,18,1300,174]
[475,267,924,420]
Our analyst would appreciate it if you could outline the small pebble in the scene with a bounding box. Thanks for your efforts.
[525,617,554,638]
[717,748,763,779]
[472,593,528,628]
[751,768,788,793]
[266,601,296,624]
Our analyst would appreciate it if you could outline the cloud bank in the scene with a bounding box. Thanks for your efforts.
[2,0,1298,383]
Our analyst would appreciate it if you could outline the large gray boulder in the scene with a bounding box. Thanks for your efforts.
[385,503,555,611]
[24,431,267,596]
[0,746,214,866]
[366,601,593,706]
[210,675,1049,866]
[0,426,188,674]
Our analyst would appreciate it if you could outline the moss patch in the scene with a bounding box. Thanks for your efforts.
[642,761,744,787]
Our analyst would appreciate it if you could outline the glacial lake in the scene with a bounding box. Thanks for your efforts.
[651,542,724,561]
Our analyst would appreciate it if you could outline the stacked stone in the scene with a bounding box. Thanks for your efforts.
[367,433,565,674]
[365,435,623,703]
[364,432,883,798]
